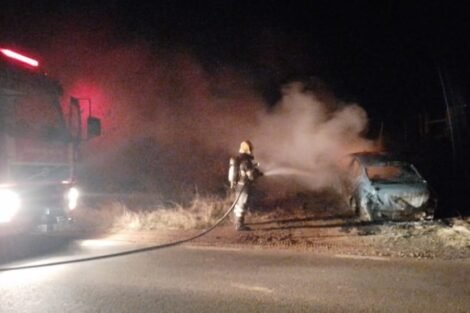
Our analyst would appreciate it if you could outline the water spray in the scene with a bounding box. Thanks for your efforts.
[263,167,317,179]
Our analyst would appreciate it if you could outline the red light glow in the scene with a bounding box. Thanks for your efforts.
[0,48,39,67]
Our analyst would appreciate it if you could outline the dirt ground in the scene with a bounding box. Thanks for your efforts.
[102,204,470,260]
[48,188,467,260]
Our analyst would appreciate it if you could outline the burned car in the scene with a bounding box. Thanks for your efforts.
[347,152,436,221]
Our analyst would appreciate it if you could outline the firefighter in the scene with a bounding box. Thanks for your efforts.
[228,140,263,231]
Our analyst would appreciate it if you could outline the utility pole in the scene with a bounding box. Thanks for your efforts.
[437,65,457,171]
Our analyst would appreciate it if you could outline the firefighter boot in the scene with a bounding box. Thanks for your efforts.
[235,216,250,231]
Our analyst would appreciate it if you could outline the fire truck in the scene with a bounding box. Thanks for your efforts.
[0,47,101,230]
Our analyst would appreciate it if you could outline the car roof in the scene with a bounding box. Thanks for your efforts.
[349,152,409,166]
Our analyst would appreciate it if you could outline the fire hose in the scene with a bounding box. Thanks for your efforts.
[0,186,245,272]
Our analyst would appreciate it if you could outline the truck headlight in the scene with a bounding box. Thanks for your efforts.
[0,189,21,223]
[67,187,79,210]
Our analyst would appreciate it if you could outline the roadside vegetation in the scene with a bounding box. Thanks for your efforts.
[73,192,234,233]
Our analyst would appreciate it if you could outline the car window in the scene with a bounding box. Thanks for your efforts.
[365,165,420,182]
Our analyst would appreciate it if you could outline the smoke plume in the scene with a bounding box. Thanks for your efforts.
[253,82,375,193]
[36,29,375,199]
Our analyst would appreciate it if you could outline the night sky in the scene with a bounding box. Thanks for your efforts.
[2,1,468,114]
[1,1,469,209]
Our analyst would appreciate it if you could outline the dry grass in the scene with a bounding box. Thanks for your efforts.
[436,219,470,249]
[73,192,234,233]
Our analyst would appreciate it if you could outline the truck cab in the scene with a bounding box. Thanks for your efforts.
[0,47,100,230]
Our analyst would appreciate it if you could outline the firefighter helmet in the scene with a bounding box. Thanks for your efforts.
[239,140,253,155]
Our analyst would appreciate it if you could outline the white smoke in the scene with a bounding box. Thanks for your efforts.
[252,82,375,192]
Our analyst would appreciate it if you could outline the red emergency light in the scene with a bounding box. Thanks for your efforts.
[0,48,39,67]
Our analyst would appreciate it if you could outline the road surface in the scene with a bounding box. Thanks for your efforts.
[0,236,469,312]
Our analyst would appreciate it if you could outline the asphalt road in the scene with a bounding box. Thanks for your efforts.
[0,237,469,313]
